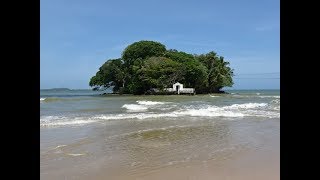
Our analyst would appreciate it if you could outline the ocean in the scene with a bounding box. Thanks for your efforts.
[40,89,280,180]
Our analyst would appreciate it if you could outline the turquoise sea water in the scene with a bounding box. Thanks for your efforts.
[40,89,279,179]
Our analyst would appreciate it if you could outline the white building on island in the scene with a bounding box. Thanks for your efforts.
[164,82,195,95]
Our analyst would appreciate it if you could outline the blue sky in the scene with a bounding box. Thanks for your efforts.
[40,0,279,89]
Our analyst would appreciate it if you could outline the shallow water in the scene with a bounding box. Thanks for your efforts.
[40,89,279,180]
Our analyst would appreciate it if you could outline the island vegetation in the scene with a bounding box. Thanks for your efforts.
[89,40,234,95]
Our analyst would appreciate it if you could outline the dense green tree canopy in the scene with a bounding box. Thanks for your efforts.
[89,40,234,94]
[122,40,166,67]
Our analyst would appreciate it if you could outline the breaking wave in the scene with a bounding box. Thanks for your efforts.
[122,100,171,111]
[122,104,148,111]
[225,103,268,109]
[259,95,280,98]
[40,116,98,127]
[41,102,279,128]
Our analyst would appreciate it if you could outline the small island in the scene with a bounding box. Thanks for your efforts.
[89,40,234,95]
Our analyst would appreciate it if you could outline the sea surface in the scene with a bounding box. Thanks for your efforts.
[40,89,280,180]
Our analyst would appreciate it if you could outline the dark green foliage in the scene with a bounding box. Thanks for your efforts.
[122,40,166,67]
[89,58,126,92]
[195,52,234,92]
[164,49,194,63]
[184,61,208,92]
[90,40,234,94]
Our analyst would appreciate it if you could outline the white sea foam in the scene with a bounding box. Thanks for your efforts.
[173,108,245,117]
[231,94,249,98]
[136,100,167,105]
[270,99,280,104]
[122,101,170,111]
[41,120,97,127]
[97,103,272,119]
[122,104,148,111]
[41,102,279,128]
[95,114,135,120]
[136,113,178,119]
[244,110,280,118]
[273,107,280,111]
[172,102,276,118]
[269,99,280,111]
[40,116,97,127]
[40,116,67,123]
[67,153,85,156]
[259,95,280,98]
[158,105,178,111]
[224,103,268,109]
[53,145,67,149]
[40,98,46,101]
[96,113,178,120]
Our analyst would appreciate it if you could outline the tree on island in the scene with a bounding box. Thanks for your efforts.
[89,40,234,94]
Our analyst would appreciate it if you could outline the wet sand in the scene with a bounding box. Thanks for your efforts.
[41,118,279,180]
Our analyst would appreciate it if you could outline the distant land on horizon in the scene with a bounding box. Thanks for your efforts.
[41,88,72,91]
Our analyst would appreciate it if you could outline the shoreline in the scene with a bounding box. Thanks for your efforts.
[99,91,229,96]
